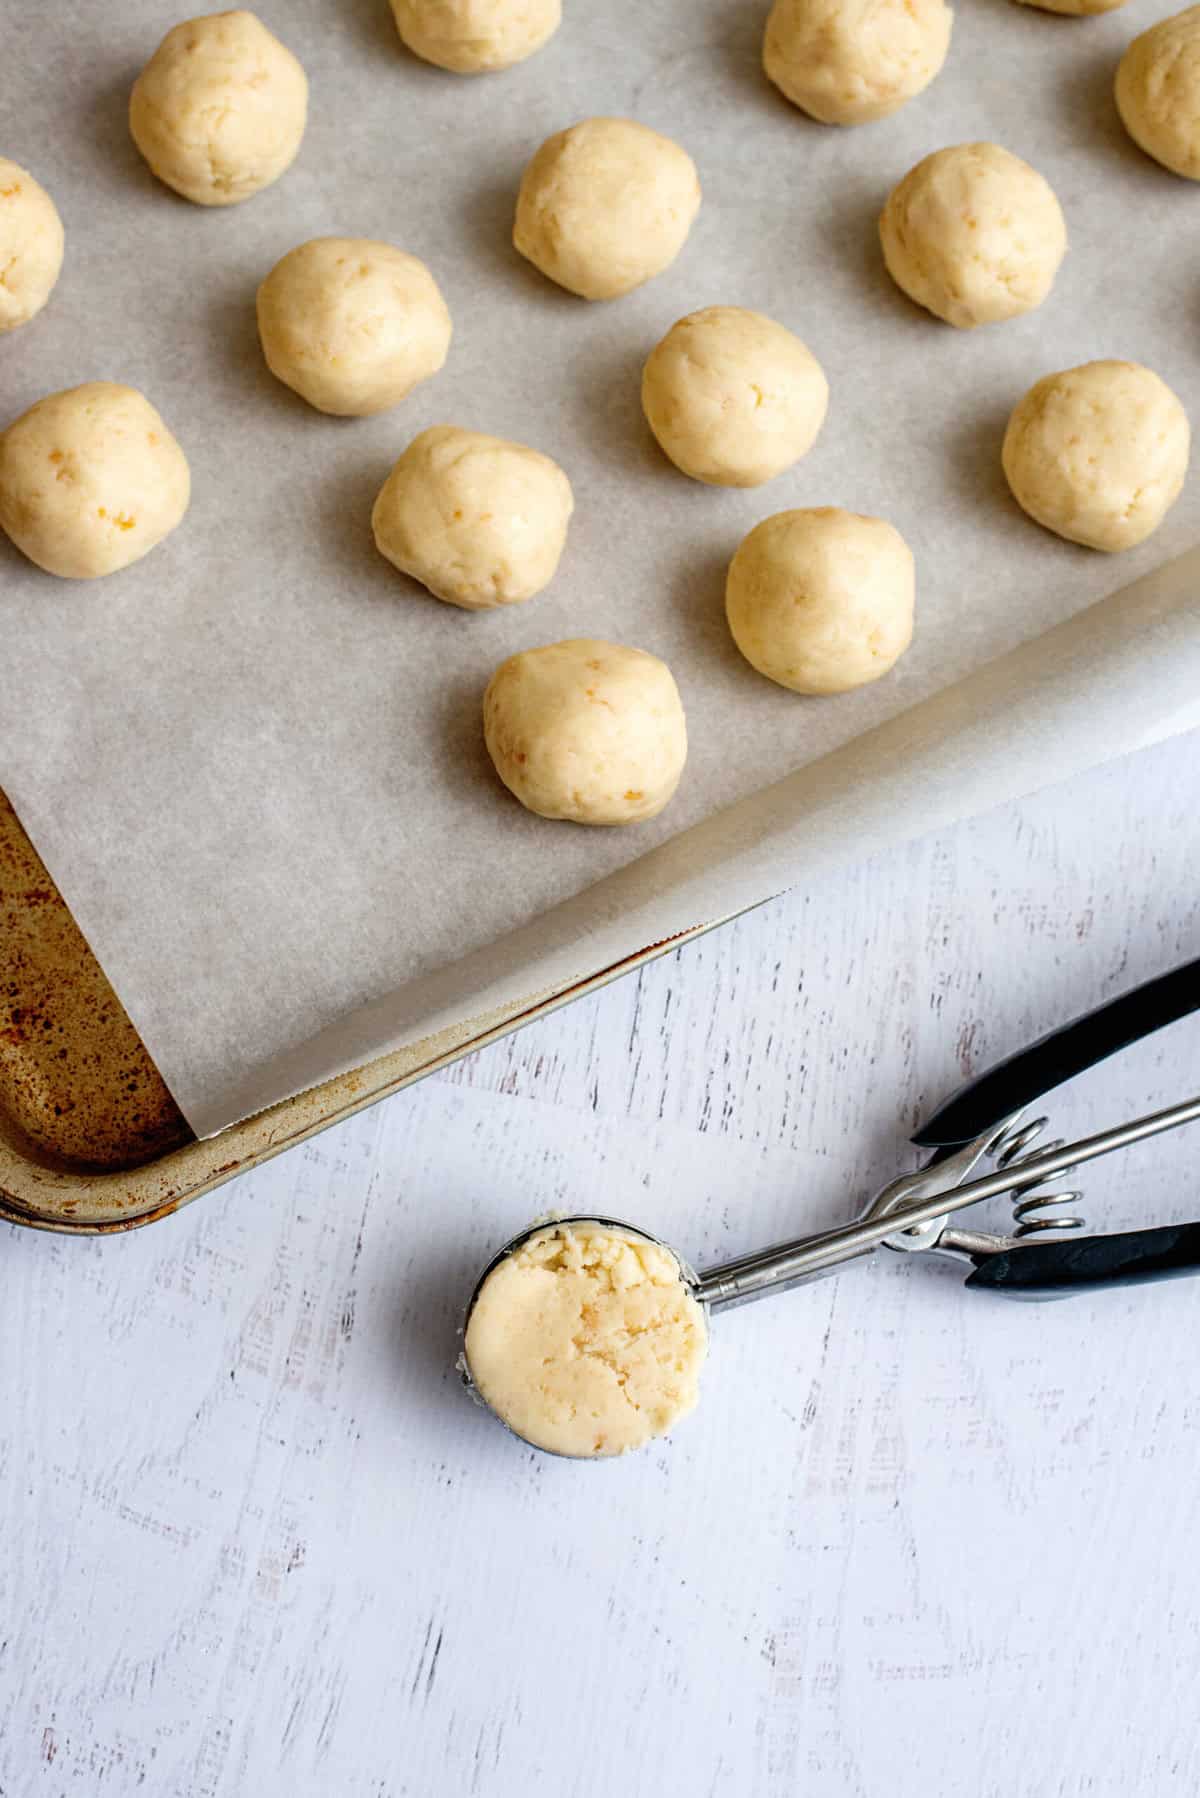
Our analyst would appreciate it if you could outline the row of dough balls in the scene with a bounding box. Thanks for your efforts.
[9,0,1200,336]
[4,21,1200,340]
[0,338,1185,587]
[396,0,1109,88]
[0,357,1187,834]
[0,99,1174,364]
[481,502,916,829]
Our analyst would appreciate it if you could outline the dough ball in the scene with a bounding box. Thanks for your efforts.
[879,143,1066,329]
[513,117,701,300]
[1116,8,1200,180]
[641,307,829,487]
[257,238,452,416]
[1002,360,1190,552]
[763,0,953,126]
[129,10,308,206]
[483,638,687,824]
[0,383,190,579]
[0,159,64,333]
[372,426,573,608]
[464,1221,707,1458]
[726,507,914,694]
[389,0,561,71]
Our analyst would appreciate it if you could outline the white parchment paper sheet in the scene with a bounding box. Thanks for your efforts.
[3,0,1200,1136]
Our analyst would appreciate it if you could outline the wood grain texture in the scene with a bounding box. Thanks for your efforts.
[3,734,1200,1796]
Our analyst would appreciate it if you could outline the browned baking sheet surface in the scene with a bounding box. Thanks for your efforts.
[0,789,189,1171]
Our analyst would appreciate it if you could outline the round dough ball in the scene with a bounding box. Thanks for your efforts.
[0,383,190,579]
[641,307,829,487]
[763,0,953,126]
[389,0,560,71]
[465,1221,707,1458]
[879,144,1066,329]
[483,639,688,824]
[129,10,308,206]
[726,508,915,694]
[372,426,573,608]
[0,159,64,333]
[1116,8,1200,180]
[257,238,452,416]
[1002,360,1190,553]
[513,117,701,300]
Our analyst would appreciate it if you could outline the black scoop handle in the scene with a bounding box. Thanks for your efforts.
[915,957,1200,1149]
[964,1222,1200,1297]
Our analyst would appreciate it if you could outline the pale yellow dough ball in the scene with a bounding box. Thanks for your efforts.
[0,383,190,579]
[372,426,573,608]
[0,159,64,333]
[726,508,915,694]
[1117,8,1200,180]
[483,639,688,824]
[641,307,829,487]
[1002,361,1190,553]
[129,10,308,206]
[763,0,953,126]
[514,117,701,300]
[880,143,1066,329]
[389,0,561,71]
[257,238,452,417]
[465,1221,707,1458]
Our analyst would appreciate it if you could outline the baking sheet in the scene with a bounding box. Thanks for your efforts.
[4,0,1200,1138]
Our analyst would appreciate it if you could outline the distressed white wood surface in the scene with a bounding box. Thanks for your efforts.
[3,734,1200,1797]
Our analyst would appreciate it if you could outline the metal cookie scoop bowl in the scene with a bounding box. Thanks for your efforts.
[460,957,1200,1459]
[459,1217,708,1459]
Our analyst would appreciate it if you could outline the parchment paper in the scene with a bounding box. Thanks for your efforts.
[4,0,1200,1138]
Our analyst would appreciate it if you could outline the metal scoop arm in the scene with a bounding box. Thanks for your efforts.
[698,1095,1200,1309]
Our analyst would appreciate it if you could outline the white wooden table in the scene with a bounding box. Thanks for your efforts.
[3,735,1200,1797]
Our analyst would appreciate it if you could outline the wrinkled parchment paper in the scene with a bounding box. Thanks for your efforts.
[4,0,1200,1137]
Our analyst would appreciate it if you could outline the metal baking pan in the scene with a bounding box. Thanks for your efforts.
[0,788,710,1235]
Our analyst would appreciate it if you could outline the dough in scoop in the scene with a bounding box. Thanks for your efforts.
[483,638,687,823]
[257,238,452,416]
[0,383,190,579]
[390,0,561,70]
[464,1221,707,1458]
[0,158,64,333]
[1002,360,1190,552]
[641,307,829,487]
[1116,8,1200,180]
[879,143,1066,329]
[726,507,915,693]
[513,117,701,299]
[763,0,953,125]
[372,426,573,608]
[129,10,308,206]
